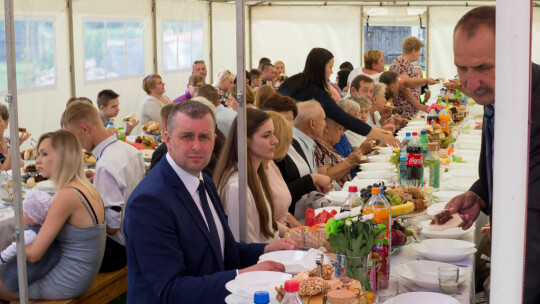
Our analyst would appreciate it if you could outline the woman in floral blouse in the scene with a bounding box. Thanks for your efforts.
[314,118,364,188]
[213,70,236,107]
[389,36,438,119]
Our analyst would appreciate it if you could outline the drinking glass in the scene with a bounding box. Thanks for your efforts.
[377,275,399,303]
[438,266,459,295]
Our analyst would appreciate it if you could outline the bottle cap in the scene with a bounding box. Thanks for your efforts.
[421,130,426,135]
[371,187,381,194]
[348,186,358,192]
[109,118,114,122]
[406,132,411,136]
[412,132,418,136]
[254,291,270,303]
[284,280,299,292]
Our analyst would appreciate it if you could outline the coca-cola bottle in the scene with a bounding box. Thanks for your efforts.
[406,132,423,187]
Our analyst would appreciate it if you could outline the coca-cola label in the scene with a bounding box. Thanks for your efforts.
[407,153,423,166]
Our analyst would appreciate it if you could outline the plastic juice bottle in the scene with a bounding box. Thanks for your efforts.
[419,130,429,158]
[341,186,363,213]
[363,187,391,291]
[106,118,117,137]
[424,142,440,192]
[117,127,126,142]
[399,133,412,186]
[281,280,303,304]
[438,106,451,135]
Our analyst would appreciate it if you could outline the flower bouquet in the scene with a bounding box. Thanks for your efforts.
[324,207,386,289]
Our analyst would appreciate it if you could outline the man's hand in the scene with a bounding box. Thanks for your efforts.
[445,191,485,230]
[238,260,285,274]
[443,79,461,90]
[368,128,400,148]
[85,170,95,183]
[311,173,332,193]
[264,238,298,254]
[346,150,363,164]
[125,119,140,136]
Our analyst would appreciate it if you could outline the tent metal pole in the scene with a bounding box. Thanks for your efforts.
[359,6,363,67]
[491,0,531,302]
[67,0,76,97]
[235,0,248,242]
[425,7,430,77]
[209,0,214,84]
[3,0,29,302]
[152,0,158,74]
[248,5,253,70]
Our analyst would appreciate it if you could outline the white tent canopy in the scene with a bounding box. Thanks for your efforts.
[1,0,539,140]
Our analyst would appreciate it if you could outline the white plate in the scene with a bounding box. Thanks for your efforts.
[432,191,463,203]
[258,251,307,273]
[225,293,280,304]
[448,162,478,170]
[382,291,460,304]
[421,239,475,255]
[420,220,475,239]
[227,271,292,298]
[413,244,477,263]
[442,179,476,192]
[394,260,466,290]
[355,170,394,180]
[325,191,349,204]
[367,154,391,163]
[426,203,447,216]
[447,169,479,179]
[360,162,396,171]
[314,206,341,216]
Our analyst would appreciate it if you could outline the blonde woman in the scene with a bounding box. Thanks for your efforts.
[229,84,255,111]
[0,130,105,300]
[141,74,171,125]
[213,109,279,243]
[265,111,301,236]
[213,70,236,107]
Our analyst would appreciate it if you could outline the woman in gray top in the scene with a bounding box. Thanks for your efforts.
[0,130,106,300]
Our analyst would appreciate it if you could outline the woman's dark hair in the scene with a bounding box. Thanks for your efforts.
[213,108,278,238]
[280,47,334,97]
[337,70,350,90]
[259,93,298,118]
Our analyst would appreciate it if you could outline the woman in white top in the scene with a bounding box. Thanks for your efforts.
[140,74,171,125]
[213,109,279,243]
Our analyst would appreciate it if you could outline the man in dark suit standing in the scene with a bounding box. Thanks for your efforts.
[445,6,540,303]
[124,100,296,303]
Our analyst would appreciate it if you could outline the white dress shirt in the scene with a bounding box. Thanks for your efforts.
[93,135,145,246]
[166,153,225,257]
[293,127,317,174]
[215,104,237,137]
[287,145,311,177]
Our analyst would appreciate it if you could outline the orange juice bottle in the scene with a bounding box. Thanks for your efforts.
[363,187,391,291]
[438,106,451,135]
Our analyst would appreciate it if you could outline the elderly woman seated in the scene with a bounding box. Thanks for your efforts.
[314,118,364,188]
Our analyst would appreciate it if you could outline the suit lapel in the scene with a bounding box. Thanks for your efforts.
[161,159,224,269]
[292,138,310,165]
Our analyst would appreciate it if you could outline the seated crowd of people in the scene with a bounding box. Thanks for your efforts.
[0,36,444,303]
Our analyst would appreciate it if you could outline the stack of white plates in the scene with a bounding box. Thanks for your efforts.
[420,220,475,239]
[446,168,479,180]
[225,271,291,304]
[360,162,396,171]
[394,260,467,290]
[355,170,396,180]
[382,291,460,304]
[413,239,477,262]
[367,154,391,163]
[440,178,477,192]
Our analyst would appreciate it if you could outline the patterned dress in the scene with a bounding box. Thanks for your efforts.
[389,56,422,119]
[314,138,352,188]
[214,87,231,108]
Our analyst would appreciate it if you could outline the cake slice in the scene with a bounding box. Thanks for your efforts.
[429,210,464,231]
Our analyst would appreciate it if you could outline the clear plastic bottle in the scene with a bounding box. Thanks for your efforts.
[419,130,429,158]
[363,187,391,290]
[427,108,439,125]
[281,280,303,304]
[253,291,269,304]
[341,185,363,213]
[424,142,440,192]
[399,133,412,186]
[106,118,117,137]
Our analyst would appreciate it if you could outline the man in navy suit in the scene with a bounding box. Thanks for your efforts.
[124,100,297,303]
